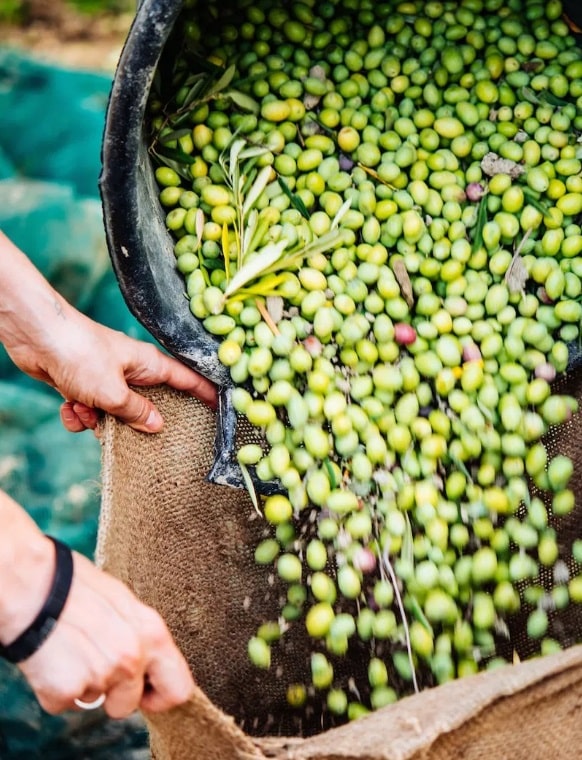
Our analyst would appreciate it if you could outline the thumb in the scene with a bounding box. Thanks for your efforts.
[115,389,164,433]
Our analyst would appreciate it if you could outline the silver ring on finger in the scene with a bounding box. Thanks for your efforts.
[74,693,106,710]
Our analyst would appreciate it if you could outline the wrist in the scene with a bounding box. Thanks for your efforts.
[0,507,56,646]
[0,536,74,663]
[0,231,72,357]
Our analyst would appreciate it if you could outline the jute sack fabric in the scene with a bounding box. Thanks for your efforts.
[97,385,582,760]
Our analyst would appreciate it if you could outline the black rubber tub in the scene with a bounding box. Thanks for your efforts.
[99,0,276,491]
[99,0,582,489]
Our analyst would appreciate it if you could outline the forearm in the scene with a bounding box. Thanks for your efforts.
[0,490,195,717]
[0,229,74,355]
[0,490,55,645]
[0,229,218,422]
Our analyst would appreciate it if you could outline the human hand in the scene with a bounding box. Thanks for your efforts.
[0,494,194,719]
[16,548,195,718]
[6,306,217,434]
[0,230,218,432]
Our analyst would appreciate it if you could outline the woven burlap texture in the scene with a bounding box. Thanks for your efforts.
[98,385,582,760]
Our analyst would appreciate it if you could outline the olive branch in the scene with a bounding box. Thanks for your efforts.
[213,137,352,306]
[149,61,259,179]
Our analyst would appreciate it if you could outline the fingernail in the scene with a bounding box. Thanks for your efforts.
[145,410,163,431]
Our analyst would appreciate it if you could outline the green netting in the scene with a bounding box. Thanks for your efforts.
[0,50,112,197]
[0,145,15,180]
[0,48,149,758]
[0,180,111,312]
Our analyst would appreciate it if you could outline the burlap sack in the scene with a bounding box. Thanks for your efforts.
[96,377,582,760]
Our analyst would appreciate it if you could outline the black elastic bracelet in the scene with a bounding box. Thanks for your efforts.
[0,535,74,664]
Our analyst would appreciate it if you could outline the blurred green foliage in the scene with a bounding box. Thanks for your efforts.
[0,1,25,24]
[0,0,133,26]
[66,0,134,12]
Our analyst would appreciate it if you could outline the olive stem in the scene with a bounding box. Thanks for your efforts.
[381,548,419,695]
[513,226,534,259]
[255,299,281,336]
[356,163,397,191]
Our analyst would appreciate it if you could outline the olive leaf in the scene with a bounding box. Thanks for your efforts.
[242,165,272,217]
[195,208,205,247]
[522,189,552,217]
[151,152,192,181]
[243,212,278,261]
[519,85,542,105]
[402,513,415,570]
[158,127,193,144]
[263,229,346,275]
[216,136,273,269]
[201,258,225,272]
[153,64,245,151]
[181,74,210,109]
[222,222,231,281]
[223,239,288,299]
[227,138,246,182]
[331,197,352,230]
[247,273,289,295]
[198,262,211,287]
[408,594,434,635]
[238,462,262,517]
[170,109,198,128]
[539,90,575,108]
[278,175,311,219]
[242,208,259,257]
[226,273,290,302]
[505,228,532,294]
[225,228,347,301]
[323,458,337,489]
[225,90,260,114]
[471,194,488,253]
[540,91,569,107]
[240,165,260,197]
[518,82,580,114]
[182,129,346,302]
[450,455,473,482]
[205,63,236,98]
[239,145,272,160]
[156,146,197,165]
